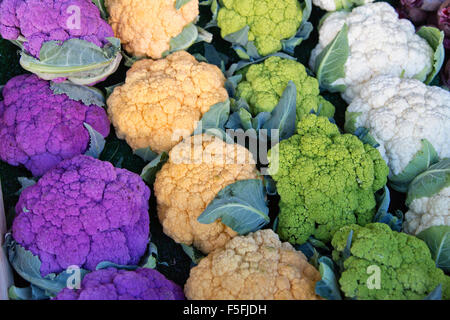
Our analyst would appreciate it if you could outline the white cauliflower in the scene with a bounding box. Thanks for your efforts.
[404,187,450,235]
[345,75,450,187]
[310,2,435,102]
[312,0,373,12]
[404,159,450,235]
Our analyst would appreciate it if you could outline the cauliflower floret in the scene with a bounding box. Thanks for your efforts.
[404,187,450,235]
[107,51,229,153]
[11,155,151,276]
[0,75,110,176]
[312,0,374,12]
[154,134,260,254]
[346,75,450,178]
[184,229,323,300]
[310,2,434,102]
[54,267,184,300]
[106,0,199,59]
[217,0,303,56]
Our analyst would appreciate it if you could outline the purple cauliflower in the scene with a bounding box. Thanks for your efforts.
[438,0,450,37]
[0,74,110,176]
[0,0,113,58]
[11,155,151,277]
[54,268,184,300]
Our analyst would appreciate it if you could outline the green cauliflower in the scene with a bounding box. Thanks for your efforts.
[237,56,335,118]
[332,223,450,300]
[269,114,388,245]
[217,0,303,56]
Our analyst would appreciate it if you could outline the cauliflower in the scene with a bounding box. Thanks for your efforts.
[309,2,436,102]
[403,159,450,235]
[106,0,199,59]
[236,56,335,118]
[345,75,450,188]
[217,0,304,57]
[312,0,374,11]
[405,187,450,234]
[54,267,184,300]
[11,155,151,277]
[0,0,121,85]
[332,223,450,300]
[0,74,110,177]
[184,229,322,300]
[107,51,229,154]
[154,134,260,254]
[269,114,389,245]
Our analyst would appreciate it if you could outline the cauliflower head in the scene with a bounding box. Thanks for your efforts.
[269,114,389,245]
[236,56,335,118]
[107,51,229,153]
[0,75,110,176]
[345,75,450,179]
[0,0,114,58]
[217,0,303,56]
[332,223,450,300]
[154,134,260,254]
[309,2,434,102]
[106,0,199,59]
[184,229,322,300]
[312,0,374,12]
[404,187,450,235]
[54,267,184,300]
[12,155,151,277]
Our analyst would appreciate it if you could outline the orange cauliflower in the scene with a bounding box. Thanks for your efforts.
[154,134,260,254]
[107,51,229,153]
[184,229,323,300]
[106,0,199,58]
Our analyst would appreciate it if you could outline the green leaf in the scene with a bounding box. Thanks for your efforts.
[19,38,122,85]
[354,127,380,148]
[165,23,199,56]
[6,234,89,296]
[180,244,205,266]
[262,81,297,141]
[424,284,442,300]
[315,256,342,300]
[141,243,159,269]
[373,186,403,232]
[91,0,108,20]
[95,261,137,271]
[417,226,450,273]
[197,179,269,235]
[83,123,106,159]
[389,139,439,192]
[140,152,169,185]
[416,27,445,84]
[134,147,159,163]
[8,284,48,300]
[344,111,362,134]
[175,0,193,9]
[15,177,37,196]
[194,100,230,134]
[314,24,349,93]
[104,82,124,99]
[50,82,105,107]
[224,26,250,48]
[406,158,450,206]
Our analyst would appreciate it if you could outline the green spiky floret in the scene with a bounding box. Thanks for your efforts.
[269,115,389,245]
[217,0,303,56]
[332,223,450,300]
[236,56,335,119]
